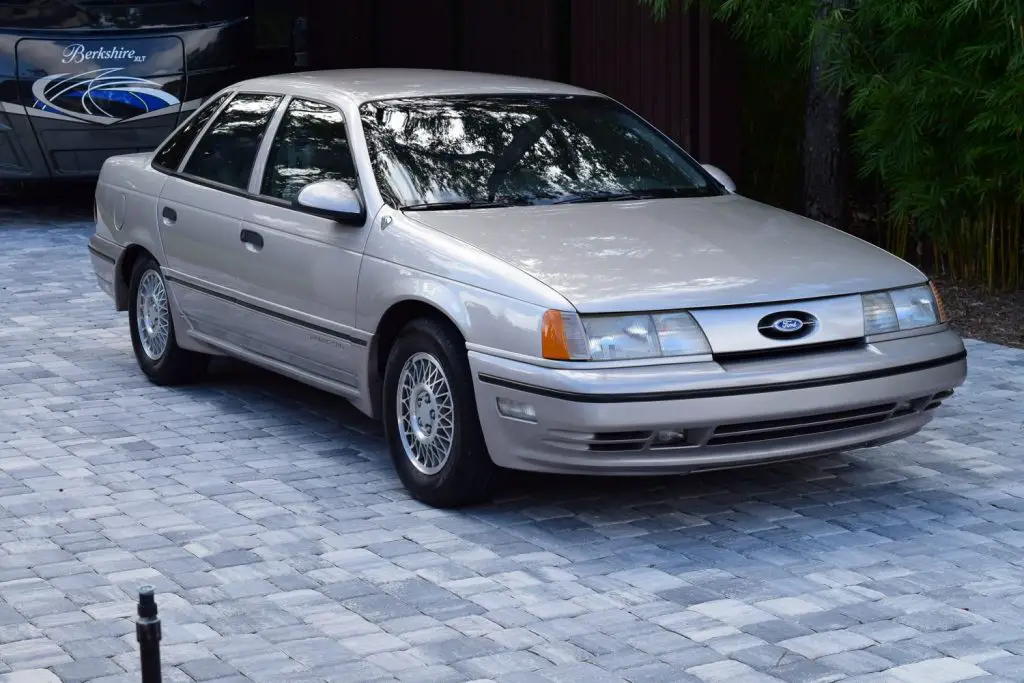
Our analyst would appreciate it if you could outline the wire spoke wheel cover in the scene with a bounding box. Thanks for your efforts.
[397,351,456,475]
[135,269,170,361]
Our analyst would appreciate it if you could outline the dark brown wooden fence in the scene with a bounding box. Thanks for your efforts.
[305,0,741,178]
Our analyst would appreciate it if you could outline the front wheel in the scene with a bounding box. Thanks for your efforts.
[382,318,497,508]
[128,255,208,386]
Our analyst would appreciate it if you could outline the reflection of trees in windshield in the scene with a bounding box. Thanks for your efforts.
[360,95,716,208]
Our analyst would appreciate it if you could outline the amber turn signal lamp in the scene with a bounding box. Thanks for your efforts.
[930,281,949,323]
[541,310,572,360]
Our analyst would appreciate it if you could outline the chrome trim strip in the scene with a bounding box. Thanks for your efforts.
[477,350,967,404]
[164,274,369,347]
[464,342,714,369]
[87,244,115,264]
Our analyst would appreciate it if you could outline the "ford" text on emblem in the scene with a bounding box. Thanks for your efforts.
[772,317,804,333]
[757,310,818,340]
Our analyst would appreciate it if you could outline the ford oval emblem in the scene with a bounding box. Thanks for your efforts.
[758,311,817,340]
[772,317,804,334]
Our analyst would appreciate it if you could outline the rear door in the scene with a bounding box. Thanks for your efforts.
[13,34,186,176]
[157,92,284,348]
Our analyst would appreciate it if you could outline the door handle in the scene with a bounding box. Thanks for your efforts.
[240,228,264,252]
[161,206,177,224]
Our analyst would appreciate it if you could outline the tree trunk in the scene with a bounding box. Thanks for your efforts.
[803,0,846,229]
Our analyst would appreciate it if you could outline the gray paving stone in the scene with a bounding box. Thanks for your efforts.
[51,656,124,682]
[454,650,549,677]
[617,662,702,683]
[1,222,1023,682]
[817,649,892,674]
[0,672,61,683]
[770,659,847,683]
[686,659,785,682]
[888,657,987,682]
[0,637,71,668]
[977,655,1024,678]
[897,608,988,633]
[866,642,945,667]
[730,644,805,670]
[779,630,876,659]
[743,619,817,644]
[179,658,242,681]
[534,662,629,682]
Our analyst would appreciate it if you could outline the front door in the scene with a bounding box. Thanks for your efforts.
[231,96,369,388]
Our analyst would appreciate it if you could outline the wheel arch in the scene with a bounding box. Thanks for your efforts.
[366,298,467,420]
[114,243,213,357]
[114,244,156,311]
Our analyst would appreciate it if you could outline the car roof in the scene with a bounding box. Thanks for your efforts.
[232,68,603,106]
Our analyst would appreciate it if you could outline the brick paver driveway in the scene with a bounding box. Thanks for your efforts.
[1,218,1023,683]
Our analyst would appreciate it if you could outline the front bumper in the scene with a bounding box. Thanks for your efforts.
[469,328,967,475]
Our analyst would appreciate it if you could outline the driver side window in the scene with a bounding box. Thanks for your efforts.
[261,98,357,203]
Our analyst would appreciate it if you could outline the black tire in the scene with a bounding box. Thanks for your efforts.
[127,255,208,386]
[382,318,497,507]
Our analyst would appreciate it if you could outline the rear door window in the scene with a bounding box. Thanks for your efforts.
[152,92,230,173]
[182,93,282,190]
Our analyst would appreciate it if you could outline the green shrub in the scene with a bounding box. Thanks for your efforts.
[643,0,1024,290]
[835,0,1024,290]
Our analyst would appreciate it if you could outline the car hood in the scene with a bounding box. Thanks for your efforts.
[404,195,926,313]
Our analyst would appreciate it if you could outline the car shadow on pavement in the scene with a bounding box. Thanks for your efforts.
[199,355,945,522]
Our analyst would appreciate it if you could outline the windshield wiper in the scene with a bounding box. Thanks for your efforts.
[399,199,528,211]
[552,187,717,205]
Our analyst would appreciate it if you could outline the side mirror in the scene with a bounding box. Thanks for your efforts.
[295,179,365,224]
[701,164,737,194]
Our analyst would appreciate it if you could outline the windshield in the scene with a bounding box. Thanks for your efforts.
[359,94,722,209]
[0,0,250,30]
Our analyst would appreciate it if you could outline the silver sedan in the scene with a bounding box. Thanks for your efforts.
[87,69,967,507]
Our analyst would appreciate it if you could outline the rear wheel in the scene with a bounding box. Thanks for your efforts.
[128,255,208,386]
[383,318,497,507]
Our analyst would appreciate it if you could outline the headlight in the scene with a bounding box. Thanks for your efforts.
[652,312,713,357]
[541,310,711,361]
[862,282,947,335]
[583,314,660,360]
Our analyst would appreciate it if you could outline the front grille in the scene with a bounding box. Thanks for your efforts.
[924,389,954,411]
[713,339,866,363]
[589,431,653,452]
[545,429,655,452]
[707,403,897,446]
[544,390,953,454]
